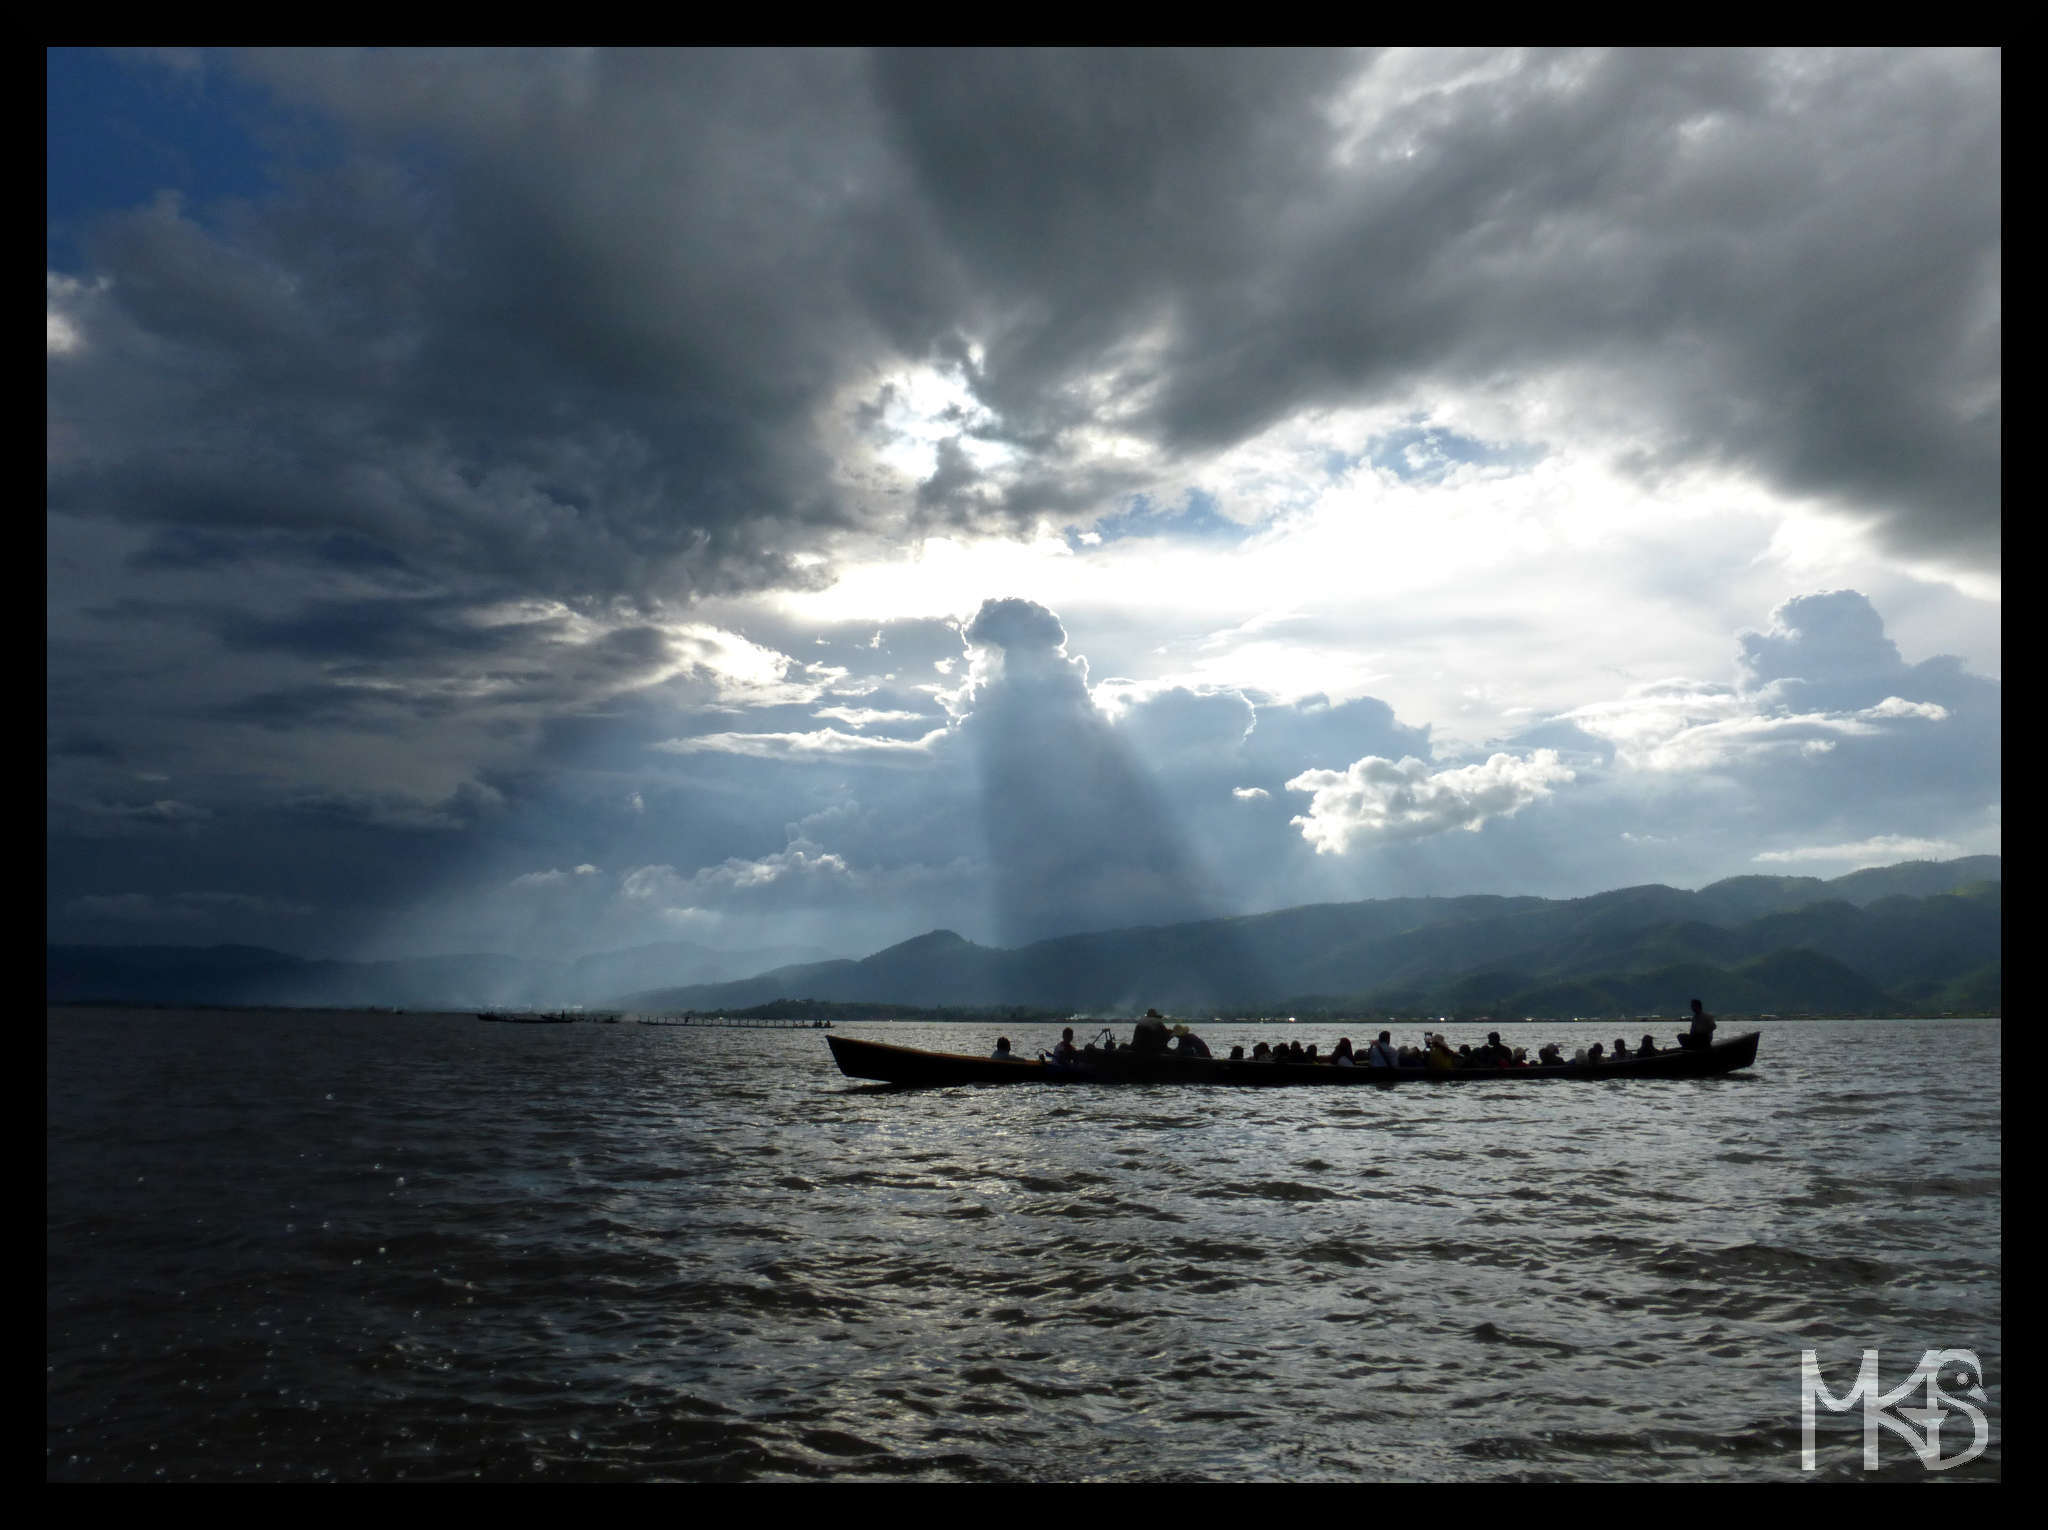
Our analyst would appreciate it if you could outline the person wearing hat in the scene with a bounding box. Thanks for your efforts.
[1132,1009,1172,1055]
[1171,1023,1212,1059]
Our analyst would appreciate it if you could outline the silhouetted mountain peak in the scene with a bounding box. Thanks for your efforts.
[869,929,977,960]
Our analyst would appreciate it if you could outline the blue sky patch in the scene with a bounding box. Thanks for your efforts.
[47,49,325,270]
[1074,487,1250,549]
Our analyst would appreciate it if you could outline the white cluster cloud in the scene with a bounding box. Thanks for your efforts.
[665,623,850,710]
[510,864,599,888]
[1752,836,1962,867]
[621,843,852,903]
[811,705,929,728]
[651,726,947,763]
[1559,593,1976,775]
[1860,697,1950,721]
[1600,708,1881,774]
[1285,750,1576,854]
[594,837,981,951]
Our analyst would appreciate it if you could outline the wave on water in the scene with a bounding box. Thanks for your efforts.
[47,1010,2000,1481]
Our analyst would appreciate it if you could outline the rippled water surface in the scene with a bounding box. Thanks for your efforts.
[47,1010,2000,1481]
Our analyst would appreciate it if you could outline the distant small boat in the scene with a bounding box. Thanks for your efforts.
[476,1011,577,1024]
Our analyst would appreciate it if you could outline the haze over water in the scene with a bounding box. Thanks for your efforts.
[47,1009,1999,1481]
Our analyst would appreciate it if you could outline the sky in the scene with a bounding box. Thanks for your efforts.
[47,47,2001,964]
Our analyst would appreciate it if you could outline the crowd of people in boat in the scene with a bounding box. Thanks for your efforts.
[995,1000,1719,1069]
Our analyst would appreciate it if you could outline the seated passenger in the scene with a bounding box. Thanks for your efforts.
[1538,1042,1564,1065]
[1304,1043,1319,1062]
[1638,1034,1658,1055]
[1512,1047,1529,1066]
[1365,1031,1398,1068]
[1229,1044,1245,1061]
[1331,1038,1355,1067]
[1252,1041,1272,1061]
[1612,1037,1631,1059]
[1587,1041,1606,1063]
[1427,1034,1458,1071]
[1051,1027,1079,1064]
[991,1036,1014,1060]
[1173,1027,1212,1059]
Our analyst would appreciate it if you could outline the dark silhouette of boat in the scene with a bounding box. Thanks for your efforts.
[827,1029,1760,1087]
[476,1011,579,1024]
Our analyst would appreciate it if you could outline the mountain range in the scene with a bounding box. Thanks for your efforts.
[48,856,2000,1017]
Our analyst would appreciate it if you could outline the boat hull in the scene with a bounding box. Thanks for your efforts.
[827,1030,1761,1087]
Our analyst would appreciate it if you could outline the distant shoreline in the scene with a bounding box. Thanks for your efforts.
[44,1001,1999,1024]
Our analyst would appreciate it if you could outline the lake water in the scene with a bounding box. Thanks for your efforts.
[46,1010,2000,1481]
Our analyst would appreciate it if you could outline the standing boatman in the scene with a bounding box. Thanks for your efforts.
[1686,998,1717,1049]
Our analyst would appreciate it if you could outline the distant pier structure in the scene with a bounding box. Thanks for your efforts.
[477,1008,834,1029]
[633,1013,834,1030]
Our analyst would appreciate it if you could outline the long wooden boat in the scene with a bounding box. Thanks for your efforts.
[827,1030,1760,1087]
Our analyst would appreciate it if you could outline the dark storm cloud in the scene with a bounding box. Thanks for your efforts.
[46,49,1999,962]
[49,51,893,608]
[198,593,562,662]
[49,47,1997,623]
[872,48,1998,562]
[870,50,1359,438]
[126,527,414,575]
[49,732,125,762]
[283,779,507,832]
[217,684,395,731]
